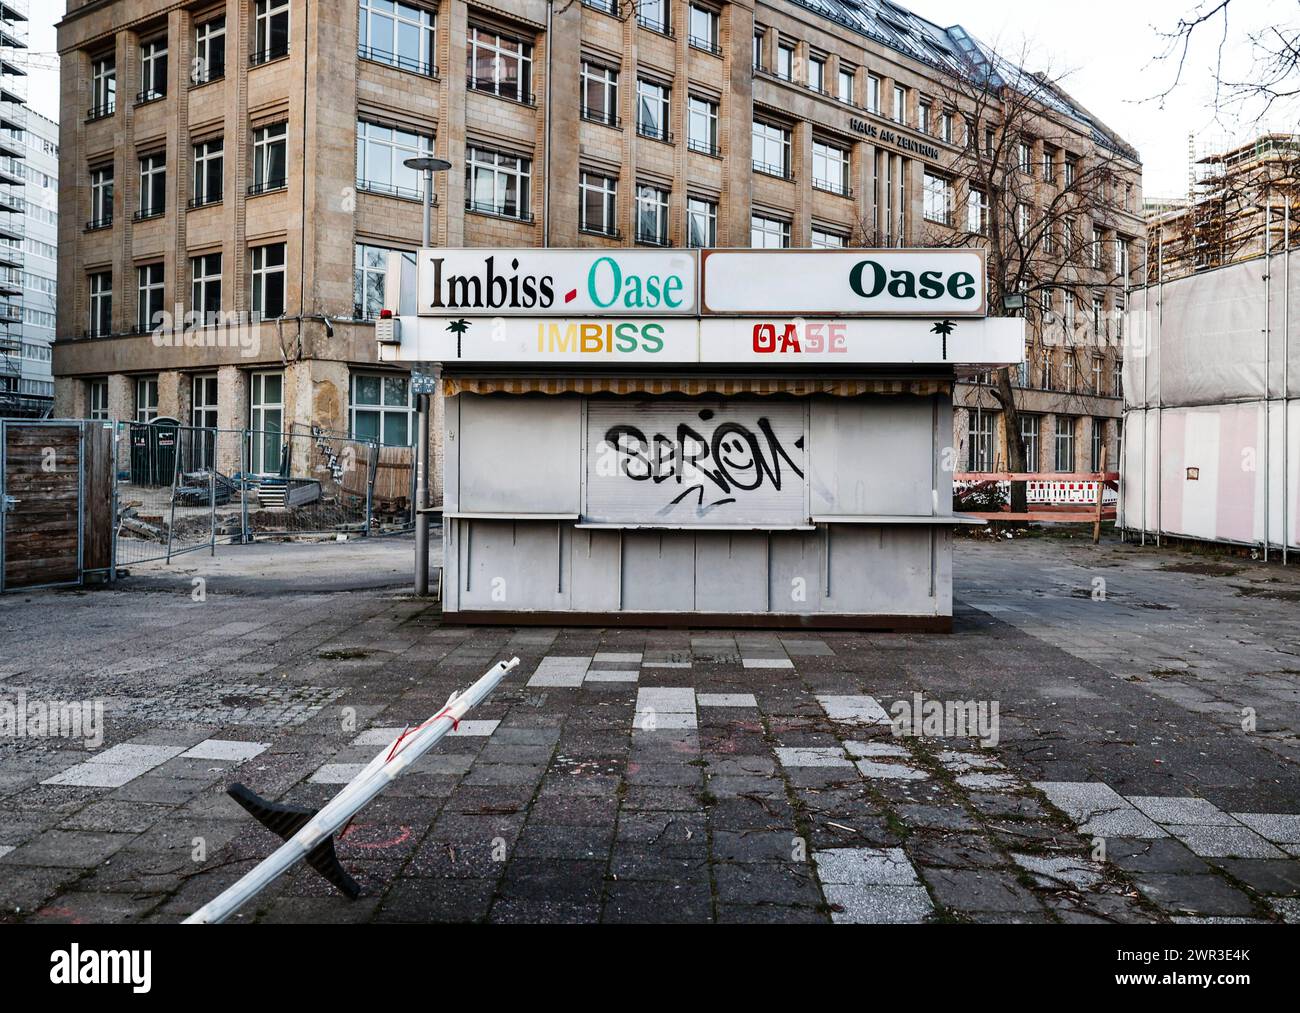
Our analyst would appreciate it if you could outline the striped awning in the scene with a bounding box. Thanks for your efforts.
[442,376,951,397]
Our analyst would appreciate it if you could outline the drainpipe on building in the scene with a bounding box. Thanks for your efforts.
[542,1,553,246]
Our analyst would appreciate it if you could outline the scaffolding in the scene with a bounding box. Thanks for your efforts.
[0,0,27,414]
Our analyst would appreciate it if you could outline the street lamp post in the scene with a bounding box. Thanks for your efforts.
[403,156,452,597]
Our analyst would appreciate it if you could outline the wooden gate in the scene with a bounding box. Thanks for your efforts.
[0,420,115,591]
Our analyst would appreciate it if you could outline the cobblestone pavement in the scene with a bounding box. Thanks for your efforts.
[1,535,1298,924]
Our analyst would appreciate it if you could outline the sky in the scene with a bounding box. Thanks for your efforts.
[21,0,1295,200]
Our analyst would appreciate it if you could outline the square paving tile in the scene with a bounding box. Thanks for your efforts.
[1126,796,1236,827]
[814,847,919,886]
[449,720,500,737]
[775,746,853,769]
[816,695,889,725]
[1231,813,1300,844]
[697,693,758,708]
[527,657,590,688]
[742,659,793,669]
[584,670,639,683]
[180,739,270,762]
[855,759,929,781]
[824,884,933,924]
[1167,824,1286,859]
[309,763,367,785]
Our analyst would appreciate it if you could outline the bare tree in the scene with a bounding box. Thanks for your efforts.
[854,47,1138,509]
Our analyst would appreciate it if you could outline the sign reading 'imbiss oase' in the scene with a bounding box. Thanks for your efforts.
[415,250,698,317]
[700,249,987,318]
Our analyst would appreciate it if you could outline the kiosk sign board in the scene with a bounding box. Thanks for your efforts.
[700,249,987,317]
[415,250,698,317]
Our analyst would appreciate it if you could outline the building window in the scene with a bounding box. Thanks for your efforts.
[751,213,790,249]
[1041,347,1053,389]
[1015,203,1031,239]
[1054,417,1076,472]
[1091,420,1106,472]
[638,0,670,34]
[137,153,166,219]
[136,263,164,334]
[1114,362,1124,399]
[191,252,222,323]
[136,376,159,424]
[249,371,284,473]
[465,146,532,220]
[918,100,932,134]
[776,42,794,81]
[808,55,826,93]
[191,138,224,207]
[812,140,849,195]
[249,123,288,196]
[253,0,290,65]
[635,184,669,246]
[351,373,413,446]
[687,196,717,248]
[838,66,855,104]
[356,121,433,200]
[88,379,109,421]
[941,110,955,143]
[138,36,168,104]
[90,54,116,118]
[580,171,618,237]
[354,244,415,319]
[636,79,671,142]
[1019,414,1040,472]
[688,5,720,53]
[968,409,995,472]
[581,62,619,126]
[89,165,114,228]
[1041,145,1057,182]
[892,84,906,123]
[1091,227,1104,269]
[194,16,227,84]
[466,25,533,102]
[752,120,791,178]
[866,74,881,114]
[812,228,845,248]
[967,187,988,235]
[923,171,952,225]
[1018,139,1033,174]
[752,29,764,70]
[688,96,719,156]
[359,0,436,76]
[88,272,112,337]
[251,243,286,318]
[1063,156,1078,187]
[193,374,218,430]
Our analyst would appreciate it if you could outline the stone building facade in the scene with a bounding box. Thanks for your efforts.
[53,0,1143,492]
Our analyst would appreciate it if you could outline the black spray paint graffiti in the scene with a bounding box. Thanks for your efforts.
[602,410,805,517]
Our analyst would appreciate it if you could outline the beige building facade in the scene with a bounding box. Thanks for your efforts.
[53,0,1142,492]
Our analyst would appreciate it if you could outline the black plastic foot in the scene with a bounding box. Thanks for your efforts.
[227,782,362,899]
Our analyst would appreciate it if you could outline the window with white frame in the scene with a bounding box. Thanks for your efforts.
[356,120,433,199]
[194,16,226,83]
[136,263,164,333]
[941,109,954,143]
[923,171,951,224]
[354,244,416,319]
[139,36,168,103]
[812,139,849,195]
[1019,414,1040,472]
[688,5,719,52]
[776,42,794,81]
[892,84,906,123]
[635,184,669,246]
[89,272,112,337]
[1054,416,1076,472]
[752,120,791,178]
[1018,139,1033,173]
[752,29,764,69]
[812,228,845,248]
[638,0,670,34]
[1091,227,1104,269]
[192,137,223,207]
[351,373,413,446]
[866,74,881,114]
[251,123,287,195]
[1091,419,1106,471]
[1016,203,1030,239]
[687,196,717,248]
[90,54,116,117]
[1062,354,1076,391]
[193,375,218,430]
[1063,155,1077,187]
[581,62,618,125]
[688,96,719,155]
[968,409,995,472]
[253,0,290,64]
[88,379,109,421]
[251,243,286,318]
[359,0,436,76]
[838,66,855,103]
[465,146,532,219]
[1114,361,1124,398]
[1092,292,1106,336]
[918,100,932,134]
[1091,354,1104,394]
[967,186,988,235]
[751,213,790,249]
[136,376,159,423]
[808,54,826,93]
[89,165,114,226]
[138,153,166,218]
[249,371,283,473]
[1041,144,1057,182]
[580,171,618,236]
[191,252,222,322]
[636,79,671,142]
[466,26,533,102]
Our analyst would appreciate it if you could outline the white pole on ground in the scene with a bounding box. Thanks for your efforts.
[182,657,520,925]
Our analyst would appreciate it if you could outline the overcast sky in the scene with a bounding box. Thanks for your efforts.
[23,0,1294,200]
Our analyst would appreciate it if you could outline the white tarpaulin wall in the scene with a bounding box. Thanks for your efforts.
[1122,249,1300,551]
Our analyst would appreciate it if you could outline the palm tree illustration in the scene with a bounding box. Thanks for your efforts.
[931,319,956,359]
[446,318,471,358]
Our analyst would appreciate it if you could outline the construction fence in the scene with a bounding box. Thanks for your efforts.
[113,421,417,567]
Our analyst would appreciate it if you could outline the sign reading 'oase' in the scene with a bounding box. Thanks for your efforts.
[415,250,697,317]
[701,249,987,318]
